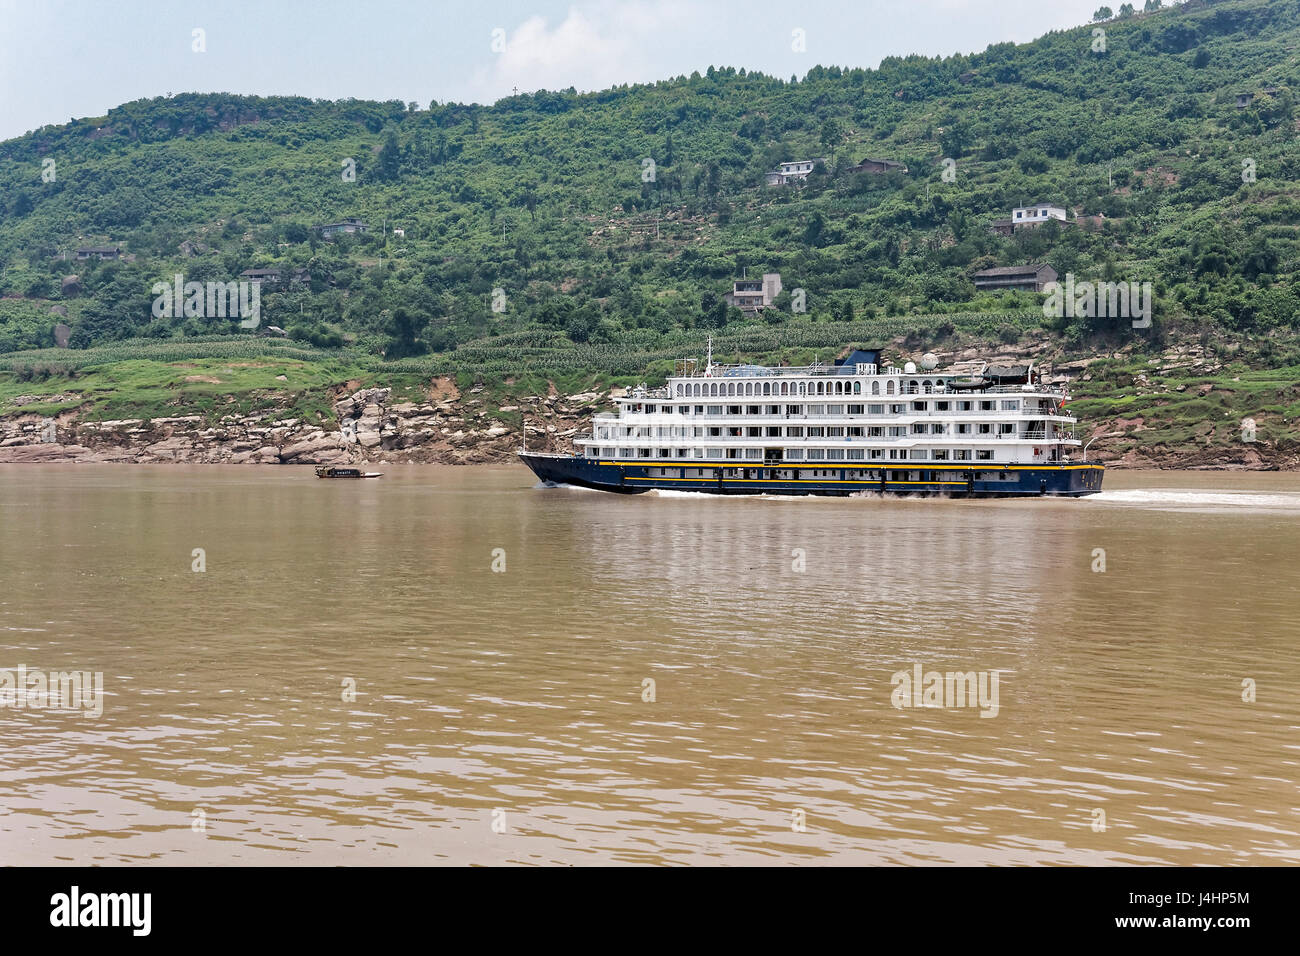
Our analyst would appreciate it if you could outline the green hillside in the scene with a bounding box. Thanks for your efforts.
[0,0,1297,464]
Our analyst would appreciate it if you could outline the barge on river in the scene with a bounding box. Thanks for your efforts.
[519,346,1104,497]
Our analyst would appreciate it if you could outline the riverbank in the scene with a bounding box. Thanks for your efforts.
[2,336,1296,469]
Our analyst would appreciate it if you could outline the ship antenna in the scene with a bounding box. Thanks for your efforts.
[706,334,713,375]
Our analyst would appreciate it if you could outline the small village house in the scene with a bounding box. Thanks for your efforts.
[725,273,782,312]
[849,157,908,174]
[765,160,826,186]
[315,218,369,237]
[75,246,121,261]
[240,267,310,289]
[990,203,1071,237]
[972,264,1058,293]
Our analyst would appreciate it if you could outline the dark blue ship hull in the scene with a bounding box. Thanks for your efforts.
[520,453,1104,497]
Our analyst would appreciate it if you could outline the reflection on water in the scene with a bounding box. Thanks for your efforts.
[0,464,1297,865]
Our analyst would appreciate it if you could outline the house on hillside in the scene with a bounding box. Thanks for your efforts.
[990,203,1071,236]
[75,246,121,261]
[849,157,908,174]
[972,264,1058,293]
[240,267,310,289]
[316,218,369,237]
[764,160,826,186]
[725,273,782,312]
[1236,86,1282,108]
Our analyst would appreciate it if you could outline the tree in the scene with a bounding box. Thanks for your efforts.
[376,129,401,181]
[1118,3,1135,18]
[384,307,424,358]
[819,119,844,168]
[1143,0,1161,11]
[1093,7,1112,21]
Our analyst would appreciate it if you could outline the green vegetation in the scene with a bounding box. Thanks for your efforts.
[0,0,1297,462]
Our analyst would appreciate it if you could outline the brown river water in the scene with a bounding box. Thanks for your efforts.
[1,464,1297,865]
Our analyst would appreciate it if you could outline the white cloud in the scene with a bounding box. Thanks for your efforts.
[470,1,693,99]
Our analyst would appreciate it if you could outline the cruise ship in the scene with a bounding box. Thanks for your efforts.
[519,346,1104,497]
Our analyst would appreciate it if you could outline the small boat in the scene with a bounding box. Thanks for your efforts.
[315,466,382,479]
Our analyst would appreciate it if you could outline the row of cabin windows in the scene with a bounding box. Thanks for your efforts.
[632,398,1016,416]
[596,423,1018,440]
[672,379,948,398]
[642,467,1018,480]
[596,448,1002,462]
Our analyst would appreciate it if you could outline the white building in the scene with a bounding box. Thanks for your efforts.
[765,159,827,186]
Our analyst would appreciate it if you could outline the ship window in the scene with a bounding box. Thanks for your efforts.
[976,450,994,460]
[936,401,950,411]
[781,382,789,395]
[785,448,804,459]
[745,383,753,396]
[847,448,865,460]
[676,385,683,396]
[913,401,927,411]
[886,381,895,395]
[980,400,994,410]
[827,426,845,437]
[763,383,771,396]
[871,381,880,395]
[999,424,1015,434]
[746,405,760,415]
[827,449,845,460]
[786,427,804,437]
[827,405,844,415]
[816,382,825,395]
[953,450,971,460]
[868,404,884,415]
[807,427,824,438]
[848,426,863,437]
[766,427,781,437]
[807,449,825,460]
[932,449,949,460]
[853,381,862,394]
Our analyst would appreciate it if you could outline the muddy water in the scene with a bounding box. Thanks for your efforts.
[1,464,1296,864]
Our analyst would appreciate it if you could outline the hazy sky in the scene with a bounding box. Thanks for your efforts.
[0,0,1104,141]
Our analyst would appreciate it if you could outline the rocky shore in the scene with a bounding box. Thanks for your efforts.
[0,381,603,466]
